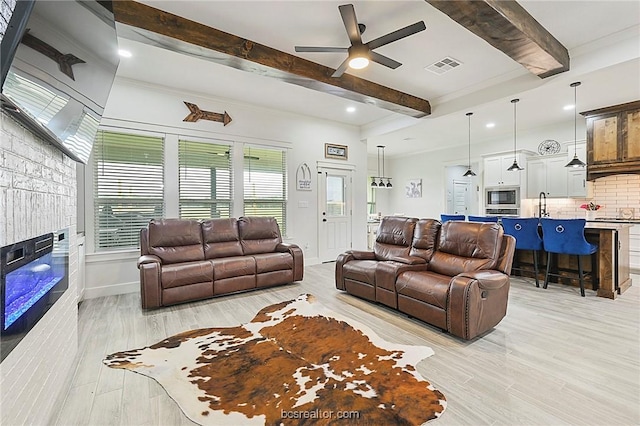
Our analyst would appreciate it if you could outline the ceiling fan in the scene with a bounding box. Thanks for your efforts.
[294,4,426,78]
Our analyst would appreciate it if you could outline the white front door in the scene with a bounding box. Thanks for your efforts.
[318,167,352,262]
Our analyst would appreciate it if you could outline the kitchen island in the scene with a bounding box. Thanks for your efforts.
[585,221,632,299]
[514,220,632,299]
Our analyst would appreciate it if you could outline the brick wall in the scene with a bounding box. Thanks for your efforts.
[546,174,640,219]
[0,111,78,425]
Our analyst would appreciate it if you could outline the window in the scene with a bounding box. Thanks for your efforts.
[179,139,232,219]
[93,131,164,250]
[243,146,287,235]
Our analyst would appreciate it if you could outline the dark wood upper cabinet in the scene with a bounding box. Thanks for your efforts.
[582,100,640,181]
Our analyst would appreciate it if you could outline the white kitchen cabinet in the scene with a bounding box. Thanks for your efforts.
[484,154,523,187]
[526,155,568,198]
[566,142,588,197]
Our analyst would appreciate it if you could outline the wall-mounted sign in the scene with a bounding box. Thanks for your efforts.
[325,143,348,160]
[296,163,312,191]
[183,101,232,126]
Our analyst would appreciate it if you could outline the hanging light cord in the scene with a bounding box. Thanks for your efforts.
[573,83,578,155]
[468,113,472,168]
[512,99,518,159]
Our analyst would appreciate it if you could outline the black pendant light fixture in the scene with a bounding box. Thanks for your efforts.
[371,145,392,188]
[507,98,524,171]
[565,81,587,168]
[463,112,476,177]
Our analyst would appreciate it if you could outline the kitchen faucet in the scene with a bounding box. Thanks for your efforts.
[538,191,548,217]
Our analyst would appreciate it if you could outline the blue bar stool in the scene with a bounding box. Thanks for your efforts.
[540,218,598,297]
[440,214,465,223]
[468,215,499,223]
[501,218,543,287]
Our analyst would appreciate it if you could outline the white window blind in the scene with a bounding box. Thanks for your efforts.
[93,131,164,250]
[243,146,287,235]
[179,139,233,219]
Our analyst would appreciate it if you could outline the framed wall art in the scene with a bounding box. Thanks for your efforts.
[325,143,348,160]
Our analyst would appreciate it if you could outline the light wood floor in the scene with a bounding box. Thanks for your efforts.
[53,264,640,426]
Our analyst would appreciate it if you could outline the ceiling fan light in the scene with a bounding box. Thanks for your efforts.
[348,56,369,69]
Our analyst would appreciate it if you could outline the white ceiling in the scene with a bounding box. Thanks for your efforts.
[114,1,640,157]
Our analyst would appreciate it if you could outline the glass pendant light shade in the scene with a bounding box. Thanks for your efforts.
[565,82,586,168]
[463,112,476,177]
[507,98,524,172]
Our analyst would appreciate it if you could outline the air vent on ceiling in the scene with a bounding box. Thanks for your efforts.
[425,57,462,75]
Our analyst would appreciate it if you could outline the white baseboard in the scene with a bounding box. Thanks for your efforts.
[83,281,138,299]
[305,257,321,266]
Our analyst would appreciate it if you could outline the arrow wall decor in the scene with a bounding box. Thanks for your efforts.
[21,30,85,81]
[183,101,232,126]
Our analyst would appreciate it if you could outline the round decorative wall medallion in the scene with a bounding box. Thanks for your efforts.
[538,139,561,155]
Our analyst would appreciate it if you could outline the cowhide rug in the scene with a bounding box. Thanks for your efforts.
[104,294,446,425]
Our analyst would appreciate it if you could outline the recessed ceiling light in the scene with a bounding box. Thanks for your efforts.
[346,106,356,113]
[485,122,495,128]
[563,104,575,110]
[118,49,132,58]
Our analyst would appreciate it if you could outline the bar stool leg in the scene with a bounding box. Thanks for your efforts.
[533,249,539,287]
[577,255,585,297]
[543,251,551,289]
[590,252,599,291]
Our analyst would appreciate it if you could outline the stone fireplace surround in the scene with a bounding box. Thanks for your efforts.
[0,111,78,425]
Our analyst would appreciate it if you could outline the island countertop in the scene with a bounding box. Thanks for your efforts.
[585,221,634,230]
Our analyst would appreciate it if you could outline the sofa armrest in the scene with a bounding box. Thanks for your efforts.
[386,255,427,265]
[350,250,376,260]
[138,254,161,268]
[447,271,510,340]
[458,270,509,290]
[335,252,354,290]
[276,243,304,281]
[138,260,162,309]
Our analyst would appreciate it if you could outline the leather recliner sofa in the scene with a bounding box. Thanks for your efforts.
[138,217,303,308]
[336,216,515,340]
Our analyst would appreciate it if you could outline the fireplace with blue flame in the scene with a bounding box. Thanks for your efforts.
[1,229,69,362]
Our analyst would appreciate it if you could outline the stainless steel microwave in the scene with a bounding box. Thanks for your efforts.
[486,187,520,207]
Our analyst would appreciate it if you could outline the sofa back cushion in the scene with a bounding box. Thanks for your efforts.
[374,216,418,260]
[146,219,204,264]
[238,216,282,255]
[409,219,441,262]
[429,221,503,276]
[202,218,243,259]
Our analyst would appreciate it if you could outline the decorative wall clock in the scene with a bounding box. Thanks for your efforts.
[538,139,561,155]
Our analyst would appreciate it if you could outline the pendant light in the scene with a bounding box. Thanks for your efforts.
[371,145,392,188]
[507,98,524,171]
[463,112,476,177]
[565,81,587,168]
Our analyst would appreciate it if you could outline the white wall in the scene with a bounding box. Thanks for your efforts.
[82,78,368,298]
[0,112,78,425]
[383,120,580,218]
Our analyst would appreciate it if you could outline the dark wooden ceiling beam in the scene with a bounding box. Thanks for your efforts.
[426,0,569,78]
[112,0,430,118]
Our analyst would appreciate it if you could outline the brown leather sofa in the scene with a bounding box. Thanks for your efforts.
[336,217,515,340]
[138,217,303,308]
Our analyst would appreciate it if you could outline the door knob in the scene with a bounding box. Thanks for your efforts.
[322,218,327,222]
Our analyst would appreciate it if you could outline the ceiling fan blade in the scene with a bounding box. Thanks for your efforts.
[367,21,426,50]
[331,57,350,78]
[370,51,402,69]
[294,46,349,53]
[339,4,363,46]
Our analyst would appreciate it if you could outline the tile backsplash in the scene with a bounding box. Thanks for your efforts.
[524,174,640,219]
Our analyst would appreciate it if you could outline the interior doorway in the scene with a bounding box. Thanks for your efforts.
[318,166,353,263]
[445,164,479,216]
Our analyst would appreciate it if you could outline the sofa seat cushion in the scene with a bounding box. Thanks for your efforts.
[396,271,451,310]
[343,260,378,285]
[161,260,214,289]
[211,256,256,280]
[253,252,293,273]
